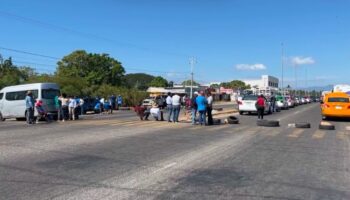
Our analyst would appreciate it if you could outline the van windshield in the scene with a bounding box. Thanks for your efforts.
[42,89,60,99]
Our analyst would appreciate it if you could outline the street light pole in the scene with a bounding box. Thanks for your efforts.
[281,43,284,95]
[189,57,196,98]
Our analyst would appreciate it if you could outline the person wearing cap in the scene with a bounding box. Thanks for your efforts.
[191,91,199,125]
[25,90,35,124]
[150,102,164,121]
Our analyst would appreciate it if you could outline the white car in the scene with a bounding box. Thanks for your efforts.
[142,97,155,107]
[238,95,271,115]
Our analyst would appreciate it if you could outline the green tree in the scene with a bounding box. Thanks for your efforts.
[0,56,36,89]
[220,80,250,90]
[181,79,200,86]
[56,50,125,87]
[149,76,168,87]
[123,73,155,90]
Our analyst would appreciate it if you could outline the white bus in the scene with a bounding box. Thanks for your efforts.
[0,83,60,121]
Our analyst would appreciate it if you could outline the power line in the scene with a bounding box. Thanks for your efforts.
[0,10,190,58]
[0,46,59,60]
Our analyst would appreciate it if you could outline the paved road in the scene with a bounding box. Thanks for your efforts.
[1,103,350,200]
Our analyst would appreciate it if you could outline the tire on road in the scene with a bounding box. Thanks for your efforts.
[257,119,280,127]
[319,121,335,130]
[295,122,311,128]
[227,116,239,124]
[239,111,244,115]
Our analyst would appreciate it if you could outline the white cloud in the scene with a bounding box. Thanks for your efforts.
[236,63,266,71]
[290,56,315,65]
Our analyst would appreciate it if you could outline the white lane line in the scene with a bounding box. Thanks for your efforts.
[312,130,326,139]
[153,162,177,174]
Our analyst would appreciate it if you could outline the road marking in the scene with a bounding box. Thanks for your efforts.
[345,126,350,131]
[265,130,280,136]
[336,132,347,140]
[288,129,304,138]
[153,162,177,174]
[312,130,326,139]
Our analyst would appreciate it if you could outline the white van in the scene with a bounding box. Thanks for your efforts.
[0,83,60,121]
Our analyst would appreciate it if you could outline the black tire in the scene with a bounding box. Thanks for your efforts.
[227,116,239,124]
[319,122,335,130]
[239,111,243,115]
[0,112,5,121]
[257,119,280,127]
[295,122,311,128]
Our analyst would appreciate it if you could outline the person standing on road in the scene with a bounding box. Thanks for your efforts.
[166,92,173,122]
[117,95,123,109]
[191,92,198,125]
[196,91,207,126]
[54,94,63,121]
[59,93,69,122]
[270,93,276,113]
[256,94,265,120]
[68,96,77,120]
[25,91,35,124]
[172,93,181,123]
[79,97,84,115]
[206,92,214,125]
[109,95,116,113]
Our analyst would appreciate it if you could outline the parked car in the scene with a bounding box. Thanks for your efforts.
[321,92,350,120]
[142,97,156,107]
[276,95,289,110]
[238,95,271,115]
[285,96,295,108]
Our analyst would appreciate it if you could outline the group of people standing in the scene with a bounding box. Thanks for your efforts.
[54,94,84,122]
[189,91,213,126]
[164,91,214,125]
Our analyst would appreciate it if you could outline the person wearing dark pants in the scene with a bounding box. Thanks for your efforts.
[206,92,213,125]
[256,94,265,120]
[25,91,35,124]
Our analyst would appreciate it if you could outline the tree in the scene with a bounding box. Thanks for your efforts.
[57,50,125,87]
[123,73,155,90]
[181,79,200,86]
[149,76,168,87]
[210,83,220,88]
[220,80,250,90]
[0,55,36,89]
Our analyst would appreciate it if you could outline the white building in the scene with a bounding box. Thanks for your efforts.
[243,75,279,96]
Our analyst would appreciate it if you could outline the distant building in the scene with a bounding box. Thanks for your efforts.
[243,75,279,96]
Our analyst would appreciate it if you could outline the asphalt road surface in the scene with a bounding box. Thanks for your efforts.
[1,103,350,200]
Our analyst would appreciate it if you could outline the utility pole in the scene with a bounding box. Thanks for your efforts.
[294,63,298,97]
[281,43,284,95]
[189,57,196,98]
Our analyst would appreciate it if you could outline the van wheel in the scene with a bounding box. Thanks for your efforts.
[0,113,5,121]
[239,111,243,115]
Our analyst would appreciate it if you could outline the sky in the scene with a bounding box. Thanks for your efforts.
[0,0,349,88]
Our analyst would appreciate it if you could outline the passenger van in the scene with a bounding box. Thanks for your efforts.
[0,83,60,121]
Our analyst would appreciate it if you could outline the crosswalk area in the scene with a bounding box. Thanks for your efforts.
[64,118,350,141]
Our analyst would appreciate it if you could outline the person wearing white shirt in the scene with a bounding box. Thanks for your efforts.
[166,92,173,122]
[68,97,77,120]
[172,93,181,123]
[150,103,164,121]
